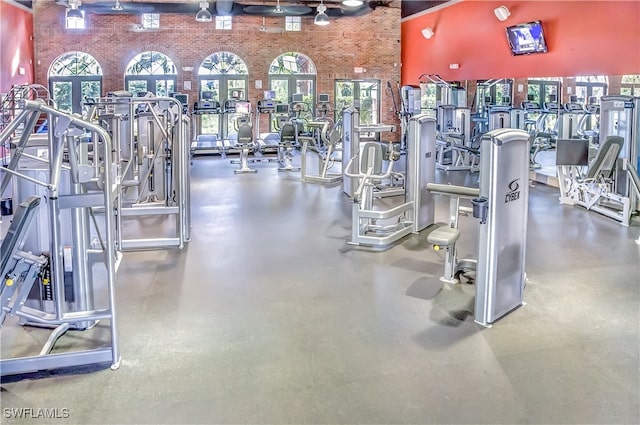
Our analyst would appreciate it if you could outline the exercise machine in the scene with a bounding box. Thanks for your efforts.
[425,184,479,284]
[556,95,640,225]
[0,99,121,375]
[526,94,558,169]
[85,92,191,251]
[435,104,476,172]
[232,115,257,174]
[300,116,342,184]
[300,94,341,182]
[396,84,421,152]
[474,128,530,326]
[191,93,222,155]
[316,93,334,119]
[276,122,300,172]
[342,105,399,198]
[427,128,531,326]
[221,99,238,150]
[557,95,585,139]
[289,93,308,142]
[577,97,600,144]
[343,114,436,249]
[255,95,280,154]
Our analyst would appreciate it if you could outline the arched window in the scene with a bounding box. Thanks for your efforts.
[621,74,640,96]
[125,51,177,96]
[575,75,608,103]
[197,52,249,140]
[48,51,102,114]
[269,52,317,122]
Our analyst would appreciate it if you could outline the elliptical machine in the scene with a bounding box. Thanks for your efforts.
[233,116,257,174]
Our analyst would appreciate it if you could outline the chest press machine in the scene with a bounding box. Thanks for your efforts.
[343,114,436,249]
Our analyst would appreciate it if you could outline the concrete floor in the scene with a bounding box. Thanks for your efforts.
[1,154,639,424]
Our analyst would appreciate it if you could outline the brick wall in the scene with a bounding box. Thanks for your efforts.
[32,0,402,139]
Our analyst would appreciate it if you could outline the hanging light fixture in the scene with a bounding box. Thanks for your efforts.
[66,0,83,20]
[314,1,330,26]
[112,0,123,11]
[195,1,213,22]
[342,0,364,7]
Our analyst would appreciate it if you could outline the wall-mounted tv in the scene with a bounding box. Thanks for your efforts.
[506,21,548,56]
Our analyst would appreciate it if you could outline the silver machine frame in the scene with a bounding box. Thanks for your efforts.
[557,101,585,140]
[435,105,476,172]
[487,106,511,131]
[341,106,398,198]
[344,114,436,249]
[425,183,479,284]
[557,96,640,225]
[474,129,530,326]
[86,94,191,250]
[0,100,121,376]
[300,118,342,184]
[426,129,530,327]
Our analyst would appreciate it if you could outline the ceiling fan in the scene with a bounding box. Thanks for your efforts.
[243,0,311,16]
[273,0,284,14]
[259,16,283,33]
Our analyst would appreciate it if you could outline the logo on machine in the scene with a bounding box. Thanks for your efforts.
[505,179,520,203]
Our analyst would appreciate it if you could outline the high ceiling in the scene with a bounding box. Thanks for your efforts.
[400,1,450,18]
[46,0,399,18]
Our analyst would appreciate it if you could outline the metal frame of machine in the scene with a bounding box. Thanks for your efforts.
[556,96,640,226]
[343,114,436,250]
[1,99,121,376]
[86,94,191,250]
[300,118,342,184]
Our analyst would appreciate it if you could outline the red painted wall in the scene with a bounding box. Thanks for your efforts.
[0,1,34,93]
[401,0,640,85]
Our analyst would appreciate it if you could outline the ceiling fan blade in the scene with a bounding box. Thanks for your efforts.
[243,5,311,16]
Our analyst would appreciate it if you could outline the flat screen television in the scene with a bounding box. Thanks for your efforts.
[506,21,548,55]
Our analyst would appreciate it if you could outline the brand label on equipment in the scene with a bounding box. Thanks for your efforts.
[505,178,520,203]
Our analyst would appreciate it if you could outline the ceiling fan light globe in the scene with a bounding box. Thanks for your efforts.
[314,13,330,25]
[195,8,212,22]
[342,0,364,7]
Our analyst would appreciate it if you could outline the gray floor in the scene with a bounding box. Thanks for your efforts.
[1,154,639,424]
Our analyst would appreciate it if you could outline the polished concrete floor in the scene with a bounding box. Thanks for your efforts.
[1,154,639,424]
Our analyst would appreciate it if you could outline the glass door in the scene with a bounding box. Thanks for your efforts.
[335,79,381,140]
[199,79,221,136]
[269,76,316,130]
[52,81,73,113]
[226,78,248,141]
